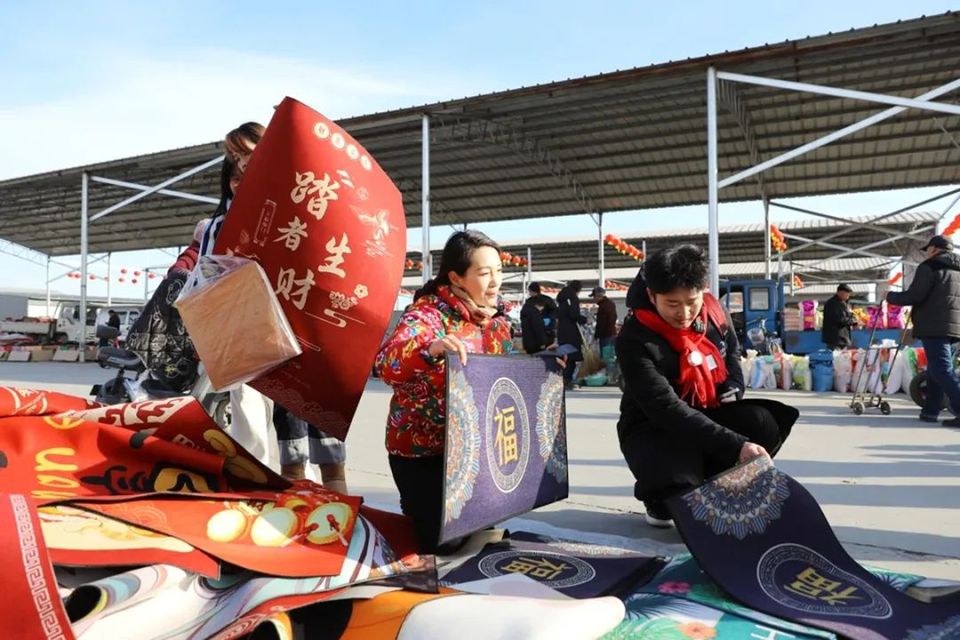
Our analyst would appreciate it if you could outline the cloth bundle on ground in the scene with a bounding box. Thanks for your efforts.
[665,456,960,639]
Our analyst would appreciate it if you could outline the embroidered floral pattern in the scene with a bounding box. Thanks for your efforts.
[681,457,790,540]
[443,369,481,523]
[535,371,567,483]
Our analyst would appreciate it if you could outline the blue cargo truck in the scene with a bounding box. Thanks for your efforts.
[717,278,908,355]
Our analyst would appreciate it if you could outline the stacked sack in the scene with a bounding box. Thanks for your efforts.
[741,352,812,391]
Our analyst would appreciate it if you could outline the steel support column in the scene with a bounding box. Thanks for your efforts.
[80,173,89,362]
[706,67,720,293]
[45,257,51,317]
[597,213,605,289]
[421,114,431,286]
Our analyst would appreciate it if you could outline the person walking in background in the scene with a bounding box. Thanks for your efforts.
[557,280,587,390]
[821,283,858,350]
[521,282,556,353]
[591,286,619,384]
[887,235,960,427]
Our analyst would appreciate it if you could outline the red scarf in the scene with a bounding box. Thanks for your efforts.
[634,293,729,409]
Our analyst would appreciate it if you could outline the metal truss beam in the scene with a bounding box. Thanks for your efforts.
[780,186,960,258]
[0,239,48,267]
[90,176,219,205]
[781,228,931,266]
[717,76,960,189]
[769,202,931,243]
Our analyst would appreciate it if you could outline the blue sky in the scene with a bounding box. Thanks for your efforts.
[0,1,956,298]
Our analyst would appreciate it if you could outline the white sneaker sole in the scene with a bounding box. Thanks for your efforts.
[644,513,675,529]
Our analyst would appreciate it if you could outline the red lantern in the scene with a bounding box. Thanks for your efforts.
[148,273,157,280]
[134,271,141,277]
[118,277,125,283]
[132,279,138,284]
[120,268,128,275]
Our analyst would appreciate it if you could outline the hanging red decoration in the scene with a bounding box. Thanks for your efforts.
[603,234,644,262]
[770,225,788,254]
[942,213,960,237]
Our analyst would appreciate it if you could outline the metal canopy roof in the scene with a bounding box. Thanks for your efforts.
[0,12,958,256]
[403,212,936,277]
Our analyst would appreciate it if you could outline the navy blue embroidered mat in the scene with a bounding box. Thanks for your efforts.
[666,456,960,640]
[441,531,666,599]
[441,354,568,544]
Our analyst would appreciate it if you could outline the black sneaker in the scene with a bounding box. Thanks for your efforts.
[919,413,940,423]
[643,501,674,529]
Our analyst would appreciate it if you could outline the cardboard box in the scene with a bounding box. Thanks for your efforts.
[31,348,56,362]
[53,349,80,362]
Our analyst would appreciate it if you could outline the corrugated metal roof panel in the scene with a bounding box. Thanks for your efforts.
[1,13,957,255]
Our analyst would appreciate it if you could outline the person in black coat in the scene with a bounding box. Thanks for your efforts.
[556,280,587,389]
[520,282,557,354]
[616,245,797,527]
[887,235,960,426]
[821,284,858,350]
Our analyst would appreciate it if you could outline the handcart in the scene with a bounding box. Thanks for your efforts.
[849,313,912,415]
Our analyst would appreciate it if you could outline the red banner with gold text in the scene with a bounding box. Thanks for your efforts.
[215,97,406,439]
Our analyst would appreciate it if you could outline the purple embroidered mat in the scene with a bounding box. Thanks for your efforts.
[441,354,568,543]
[442,531,665,599]
[666,456,960,640]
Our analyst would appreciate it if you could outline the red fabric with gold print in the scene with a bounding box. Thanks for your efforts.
[75,481,361,578]
[214,97,406,440]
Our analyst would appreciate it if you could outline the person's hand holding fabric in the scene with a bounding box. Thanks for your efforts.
[739,441,770,463]
[428,333,469,365]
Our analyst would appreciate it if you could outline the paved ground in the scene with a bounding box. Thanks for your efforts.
[3,361,959,580]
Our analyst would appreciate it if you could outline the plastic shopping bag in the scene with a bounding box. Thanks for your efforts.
[176,256,302,391]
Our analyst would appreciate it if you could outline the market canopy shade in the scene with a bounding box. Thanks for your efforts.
[0,11,957,256]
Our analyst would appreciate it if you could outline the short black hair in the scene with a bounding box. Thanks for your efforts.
[528,281,541,294]
[837,283,853,293]
[569,280,582,293]
[644,244,708,294]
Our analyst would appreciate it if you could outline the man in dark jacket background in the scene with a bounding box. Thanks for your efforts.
[821,283,858,350]
[591,286,619,384]
[887,235,960,427]
[520,282,557,354]
[557,280,587,390]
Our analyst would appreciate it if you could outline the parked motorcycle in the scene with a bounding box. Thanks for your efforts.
[90,325,230,428]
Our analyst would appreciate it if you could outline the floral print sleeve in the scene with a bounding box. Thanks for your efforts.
[374,299,444,385]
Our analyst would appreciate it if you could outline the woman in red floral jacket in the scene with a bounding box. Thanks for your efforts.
[375,230,513,551]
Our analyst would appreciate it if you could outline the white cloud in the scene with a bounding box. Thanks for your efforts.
[0,47,470,180]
